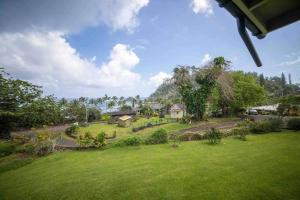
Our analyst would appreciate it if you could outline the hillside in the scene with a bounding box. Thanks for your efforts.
[149,81,180,100]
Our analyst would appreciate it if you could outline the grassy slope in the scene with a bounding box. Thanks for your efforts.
[1,132,300,200]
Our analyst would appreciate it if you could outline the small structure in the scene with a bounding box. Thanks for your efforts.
[170,104,186,119]
[118,115,132,127]
[150,103,164,113]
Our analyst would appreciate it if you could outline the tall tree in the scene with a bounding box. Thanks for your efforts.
[281,72,286,86]
[259,74,265,86]
[173,57,227,120]
[288,73,292,85]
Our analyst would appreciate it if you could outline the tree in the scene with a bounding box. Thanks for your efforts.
[281,72,286,87]
[0,69,42,138]
[173,57,233,120]
[288,73,292,85]
[259,74,265,86]
[229,71,267,113]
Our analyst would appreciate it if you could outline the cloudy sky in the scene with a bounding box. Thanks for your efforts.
[0,0,299,98]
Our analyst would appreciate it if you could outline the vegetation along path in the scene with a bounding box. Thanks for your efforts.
[178,119,240,134]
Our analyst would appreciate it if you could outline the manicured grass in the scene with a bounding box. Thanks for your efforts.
[79,117,192,139]
[78,117,238,140]
[1,131,300,200]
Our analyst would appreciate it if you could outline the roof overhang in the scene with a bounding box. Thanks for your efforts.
[216,0,300,67]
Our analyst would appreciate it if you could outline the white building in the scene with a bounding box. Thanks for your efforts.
[170,104,186,119]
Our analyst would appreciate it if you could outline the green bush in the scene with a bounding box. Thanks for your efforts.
[78,131,106,148]
[94,132,106,148]
[78,132,95,148]
[250,118,283,134]
[207,128,222,144]
[65,124,79,137]
[178,132,203,141]
[287,118,300,130]
[231,128,248,141]
[145,129,168,144]
[0,142,16,157]
[34,140,54,156]
[116,136,143,146]
[101,114,111,121]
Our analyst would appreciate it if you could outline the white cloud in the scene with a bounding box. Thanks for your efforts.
[278,56,300,66]
[190,0,213,15]
[148,72,172,87]
[0,0,149,33]
[0,32,141,96]
[201,53,212,65]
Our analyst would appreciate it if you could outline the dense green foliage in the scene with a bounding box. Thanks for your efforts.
[1,132,300,200]
[287,118,300,130]
[229,71,267,113]
[249,118,283,134]
[78,132,106,148]
[207,128,222,144]
[115,136,143,146]
[145,129,168,144]
[65,124,79,138]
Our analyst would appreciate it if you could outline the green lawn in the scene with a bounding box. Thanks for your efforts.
[78,117,237,140]
[79,117,191,139]
[1,131,300,200]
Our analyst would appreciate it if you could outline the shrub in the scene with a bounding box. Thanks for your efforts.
[78,132,95,148]
[287,118,300,130]
[180,115,192,124]
[101,114,111,121]
[34,140,54,156]
[94,132,106,148]
[116,136,143,147]
[250,118,283,134]
[0,142,16,157]
[145,129,168,144]
[31,130,55,156]
[169,133,179,147]
[207,128,222,144]
[78,131,106,148]
[231,128,248,141]
[65,124,79,137]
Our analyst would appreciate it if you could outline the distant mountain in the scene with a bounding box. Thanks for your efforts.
[149,81,180,100]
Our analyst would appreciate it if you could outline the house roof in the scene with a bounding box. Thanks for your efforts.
[107,110,136,116]
[171,104,186,111]
[119,115,132,121]
[150,103,163,110]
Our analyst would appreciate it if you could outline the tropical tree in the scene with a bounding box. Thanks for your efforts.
[229,71,267,113]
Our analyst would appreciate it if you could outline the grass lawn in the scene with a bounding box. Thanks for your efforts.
[78,117,237,140]
[1,131,300,200]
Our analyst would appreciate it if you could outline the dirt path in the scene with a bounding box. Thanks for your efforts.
[178,120,240,134]
[55,137,79,148]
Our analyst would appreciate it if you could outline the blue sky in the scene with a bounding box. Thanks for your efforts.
[0,0,299,98]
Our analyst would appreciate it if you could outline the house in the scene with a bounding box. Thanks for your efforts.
[170,104,186,119]
[118,115,132,127]
[150,103,164,113]
[107,110,137,123]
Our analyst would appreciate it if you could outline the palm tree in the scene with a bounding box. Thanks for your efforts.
[118,96,125,107]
